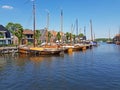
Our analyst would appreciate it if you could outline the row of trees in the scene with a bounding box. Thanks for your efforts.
[5,22,85,46]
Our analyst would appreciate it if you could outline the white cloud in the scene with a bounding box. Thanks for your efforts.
[2,5,13,10]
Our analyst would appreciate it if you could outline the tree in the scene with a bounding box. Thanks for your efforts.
[0,32,4,38]
[35,30,41,45]
[48,31,53,43]
[65,32,70,43]
[56,32,61,42]
[72,34,76,43]
[79,33,84,37]
[6,22,23,45]
[6,22,17,34]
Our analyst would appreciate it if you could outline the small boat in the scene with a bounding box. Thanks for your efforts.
[106,40,113,44]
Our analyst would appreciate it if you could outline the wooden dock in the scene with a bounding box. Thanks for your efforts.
[0,47,18,54]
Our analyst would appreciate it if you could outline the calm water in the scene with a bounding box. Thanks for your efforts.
[0,43,120,90]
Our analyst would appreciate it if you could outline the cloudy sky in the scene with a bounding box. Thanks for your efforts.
[0,0,120,38]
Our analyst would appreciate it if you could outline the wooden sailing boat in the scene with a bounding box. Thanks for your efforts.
[116,28,120,45]
[106,29,113,44]
[89,20,97,46]
[19,1,64,55]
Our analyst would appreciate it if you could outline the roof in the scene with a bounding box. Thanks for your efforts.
[0,25,11,38]
[23,30,34,34]
[116,34,120,37]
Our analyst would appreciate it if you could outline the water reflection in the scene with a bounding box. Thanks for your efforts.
[0,44,120,90]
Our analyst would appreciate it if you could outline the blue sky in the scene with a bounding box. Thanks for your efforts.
[0,0,120,38]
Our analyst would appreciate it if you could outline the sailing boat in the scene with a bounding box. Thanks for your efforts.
[19,0,64,55]
[106,29,113,44]
[89,20,97,46]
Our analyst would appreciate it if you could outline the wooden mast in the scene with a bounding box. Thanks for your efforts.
[46,10,49,44]
[90,19,93,41]
[108,29,110,40]
[33,0,36,47]
[60,9,63,43]
[71,24,73,44]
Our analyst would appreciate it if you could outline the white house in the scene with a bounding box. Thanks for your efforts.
[0,25,12,45]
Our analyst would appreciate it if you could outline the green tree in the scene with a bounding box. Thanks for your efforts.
[0,32,4,38]
[6,22,23,45]
[66,32,70,43]
[56,32,61,42]
[48,31,53,43]
[6,22,16,34]
[35,30,41,45]
[79,33,84,37]
[72,34,76,43]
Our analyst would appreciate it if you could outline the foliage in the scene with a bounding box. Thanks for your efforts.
[79,33,84,37]
[56,32,61,42]
[95,38,112,42]
[72,34,76,42]
[47,31,53,43]
[66,32,70,41]
[35,30,41,45]
[6,22,23,45]
[28,42,33,45]
[0,32,4,38]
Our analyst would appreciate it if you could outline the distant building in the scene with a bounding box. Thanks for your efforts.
[22,29,34,44]
[113,34,120,43]
[0,25,12,44]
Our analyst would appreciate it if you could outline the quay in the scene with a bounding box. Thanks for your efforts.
[0,47,18,54]
[0,44,93,56]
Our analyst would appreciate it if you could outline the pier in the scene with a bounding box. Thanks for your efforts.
[0,47,18,55]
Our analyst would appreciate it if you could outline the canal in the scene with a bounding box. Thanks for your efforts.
[0,43,120,90]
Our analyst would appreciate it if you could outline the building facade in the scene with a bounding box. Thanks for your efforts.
[0,25,12,45]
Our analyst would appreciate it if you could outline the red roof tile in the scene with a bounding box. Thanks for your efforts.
[23,30,34,34]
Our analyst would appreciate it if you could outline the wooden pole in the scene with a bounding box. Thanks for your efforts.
[61,9,63,43]
[33,0,36,47]
[90,19,93,41]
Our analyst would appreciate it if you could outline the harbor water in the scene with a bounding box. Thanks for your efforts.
[0,43,120,90]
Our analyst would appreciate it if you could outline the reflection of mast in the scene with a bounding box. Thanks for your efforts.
[60,9,63,42]
[90,19,93,41]
[33,0,36,47]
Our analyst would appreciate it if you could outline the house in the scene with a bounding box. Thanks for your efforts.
[113,34,120,43]
[22,29,34,44]
[0,25,12,45]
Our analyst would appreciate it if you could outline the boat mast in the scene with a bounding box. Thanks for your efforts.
[60,9,63,43]
[46,10,49,44]
[76,19,78,36]
[76,19,78,43]
[108,29,110,40]
[90,19,93,41]
[71,24,73,44]
[33,0,36,47]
